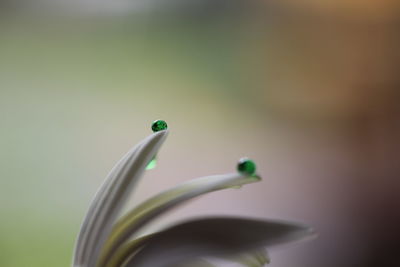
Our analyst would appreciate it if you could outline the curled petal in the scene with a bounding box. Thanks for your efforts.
[114,217,315,267]
[100,173,261,266]
[73,130,168,267]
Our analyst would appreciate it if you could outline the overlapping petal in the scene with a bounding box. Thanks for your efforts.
[100,173,261,266]
[121,217,314,267]
[72,124,314,267]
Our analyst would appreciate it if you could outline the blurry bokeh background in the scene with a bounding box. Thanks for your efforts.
[1,1,399,266]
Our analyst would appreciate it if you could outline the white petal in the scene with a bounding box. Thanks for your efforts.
[100,173,261,266]
[123,217,314,267]
[72,130,168,267]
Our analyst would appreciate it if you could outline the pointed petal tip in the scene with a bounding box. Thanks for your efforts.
[289,224,317,243]
[152,128,169,137]
[305,226,318,239]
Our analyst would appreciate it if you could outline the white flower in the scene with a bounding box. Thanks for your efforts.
[72,123,314,267]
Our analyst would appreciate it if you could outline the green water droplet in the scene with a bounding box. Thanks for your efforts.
[237,158,256,175]
[151,120,168,132]
[146,156,157,170]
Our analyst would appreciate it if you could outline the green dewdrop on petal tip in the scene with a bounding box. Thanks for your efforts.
[152,120,168,132]
[237,158,256,175]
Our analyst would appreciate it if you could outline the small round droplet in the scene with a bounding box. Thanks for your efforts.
[237,158,256,175]
[151,120,168,132]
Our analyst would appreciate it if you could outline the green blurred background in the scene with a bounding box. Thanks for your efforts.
[1,1,399,266]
